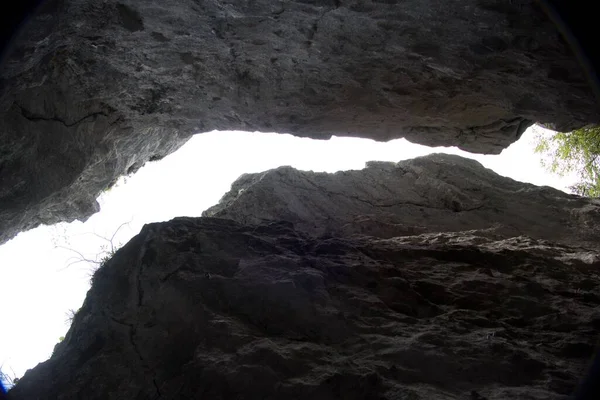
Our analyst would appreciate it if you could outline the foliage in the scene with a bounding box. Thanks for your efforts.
[0,365,18,391]
[535,125,600,197]
[50,221,131,357]
[65,308,80,326]
[52,220,131,278]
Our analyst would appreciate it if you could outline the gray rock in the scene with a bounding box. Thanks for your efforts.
[1,0,599,244]
[204,153,600,248]
[8,217,600,399]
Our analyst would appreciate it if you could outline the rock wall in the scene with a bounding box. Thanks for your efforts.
[204,154,600,248]
[1,0,599,245]
[8,155,600,400]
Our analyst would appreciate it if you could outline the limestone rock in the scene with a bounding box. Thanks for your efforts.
[8,217,600,399]
[8,155,600,399]
[1,0,599,244]
[204,154,600,248]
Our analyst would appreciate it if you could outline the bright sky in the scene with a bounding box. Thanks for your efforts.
[0,125,576,382]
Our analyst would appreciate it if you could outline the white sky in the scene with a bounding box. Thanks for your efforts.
[0,125,576,381]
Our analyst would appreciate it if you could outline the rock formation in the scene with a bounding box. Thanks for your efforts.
[8,155,600,400]
[203,154,600,248]
[1,0,599,245]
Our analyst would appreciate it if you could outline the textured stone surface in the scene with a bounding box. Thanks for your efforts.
[204,154,600,248]
[1,0,599,245]
[8,217,600,400]
[8,155,600,400]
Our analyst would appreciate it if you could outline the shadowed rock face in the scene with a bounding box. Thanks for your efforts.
[8,155,600,400]
[204,154,600,249]
[0,0,599,245]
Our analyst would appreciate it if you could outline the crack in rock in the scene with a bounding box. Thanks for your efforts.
[108,315,161,398]
[14,102,108,127]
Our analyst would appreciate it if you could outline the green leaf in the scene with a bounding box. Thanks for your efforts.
[534,125,600,197]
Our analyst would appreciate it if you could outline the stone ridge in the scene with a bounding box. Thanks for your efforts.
[8,217,600,399]
[1,0,599,245]
[203,153,600,248]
